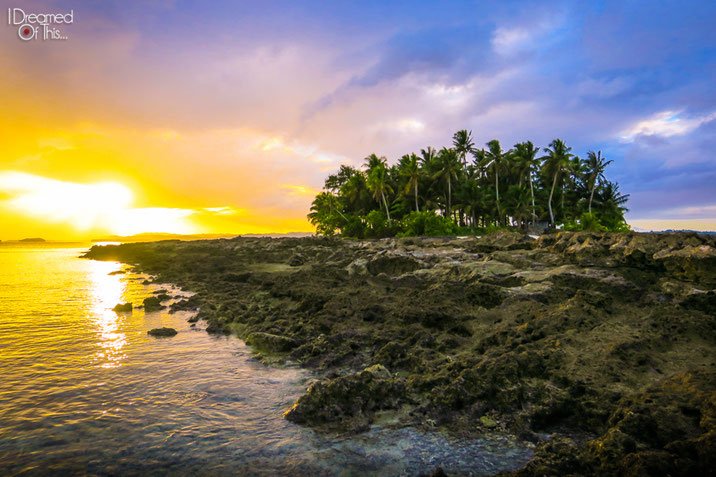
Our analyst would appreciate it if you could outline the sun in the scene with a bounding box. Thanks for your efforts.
[0,172,198,236]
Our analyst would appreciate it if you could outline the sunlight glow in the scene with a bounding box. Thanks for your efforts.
[89,261,127,368]
[0,171,199,235]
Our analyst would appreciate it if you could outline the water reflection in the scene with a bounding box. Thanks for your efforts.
[89,261,127,368]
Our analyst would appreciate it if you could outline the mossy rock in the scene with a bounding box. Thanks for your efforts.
[113,302,133,312]
[147,327,177,337]
[143,296,165,311]
[284,364,404,428]
[480,415,498,428]
[246,332,298,353]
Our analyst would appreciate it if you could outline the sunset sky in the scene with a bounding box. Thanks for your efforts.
[1,0,715,240]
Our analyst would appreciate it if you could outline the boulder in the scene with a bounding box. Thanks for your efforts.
[143,296,165,312]
[288,254,305,266]
[284,364,404,428]
[112,302,133,313]
[147,327,177,337]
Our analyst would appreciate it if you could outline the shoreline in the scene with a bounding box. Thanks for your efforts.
[84,230,716,475]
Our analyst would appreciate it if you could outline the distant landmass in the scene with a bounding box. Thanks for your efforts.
[92,232,313,243]
[92,233,239,243]
[19,238,47,243]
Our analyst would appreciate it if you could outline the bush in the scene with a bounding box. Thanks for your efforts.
[341,215,367,238]
[398,211,460,237]
[563,212,630,232]
[365,210,401,238]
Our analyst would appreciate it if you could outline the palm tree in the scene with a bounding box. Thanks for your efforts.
[308,192,346,235]
[365,154,393,221]
[584,150,613,213]
[542,139,574,226]
[485,140,504,224]
[453,130,475,168]
[595,181,630,228]
[364,153,385,172]
[513,141,540,225]
[341,173,371,215]
[399,153,421,212]
[434,148,461,218]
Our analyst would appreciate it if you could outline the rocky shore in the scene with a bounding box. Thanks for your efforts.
[84,231,716,476]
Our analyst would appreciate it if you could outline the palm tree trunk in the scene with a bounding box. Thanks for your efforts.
[414,182,419,212]
[495,169,501,225]
[381,190,391,221]
[548,172,558,226]
[447,177,452,217]
[529,170,536,226]
[588,181,595,214]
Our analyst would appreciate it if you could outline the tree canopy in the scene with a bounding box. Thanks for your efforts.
[308,130,629,237]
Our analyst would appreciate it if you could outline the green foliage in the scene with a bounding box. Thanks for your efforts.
[564,212,631,232]
[365,210,400,238]
[398,211,460,237]
[308,132,630,237]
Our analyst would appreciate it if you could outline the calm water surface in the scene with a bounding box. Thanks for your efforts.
[0,244,532,476]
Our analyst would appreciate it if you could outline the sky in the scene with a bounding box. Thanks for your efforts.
[0,0,715,240]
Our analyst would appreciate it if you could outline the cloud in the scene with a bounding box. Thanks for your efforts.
[620,110,716,142]
[1,0,715,236]
[491,10,566,56]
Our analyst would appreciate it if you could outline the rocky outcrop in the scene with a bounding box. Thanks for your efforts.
[284,364,405,430]
[84,232,716,474]
[245,332,298,353]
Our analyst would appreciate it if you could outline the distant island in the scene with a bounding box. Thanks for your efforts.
[19,238,46,243]
[92,232,312,243]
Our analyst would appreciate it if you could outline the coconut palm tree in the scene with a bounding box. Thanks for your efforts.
[485,139,504,224]
[399,153,421,212]
[433,148,461,218]
[513,141,540,225]
[365,154,393,221]
[452,129,475,168]
[542,139,574,226]
[308,192,346,235]
[584,150,613,214]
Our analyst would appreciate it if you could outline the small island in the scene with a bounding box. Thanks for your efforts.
[19,237,47,243]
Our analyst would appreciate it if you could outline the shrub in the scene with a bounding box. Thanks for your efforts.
[398,211,460,237]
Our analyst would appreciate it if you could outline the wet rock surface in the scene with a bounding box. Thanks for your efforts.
[147,327,178,337]
[84,231,716,475]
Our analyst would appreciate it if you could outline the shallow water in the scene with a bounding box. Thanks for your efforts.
[0,244,532,476]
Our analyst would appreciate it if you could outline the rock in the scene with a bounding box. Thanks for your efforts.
[468,231,535,253]
[205,320,230,335]
[288,254,305,266]
[419,467,448,477]
[112,302,133,312]
[654,244,716,286]
[480,415,498,428]
[366,253,422,275]
[284,365,405,427]
[147,327,177,337]
[364,363,392,379]
[246,332,298,353]
[143,296,165,312]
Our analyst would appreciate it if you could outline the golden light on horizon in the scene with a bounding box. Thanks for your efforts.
[0,171,199,236]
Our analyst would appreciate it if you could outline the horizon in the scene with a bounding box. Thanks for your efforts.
[1,1,715,240]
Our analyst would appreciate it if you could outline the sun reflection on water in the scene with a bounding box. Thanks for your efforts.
[89,261,127,368]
